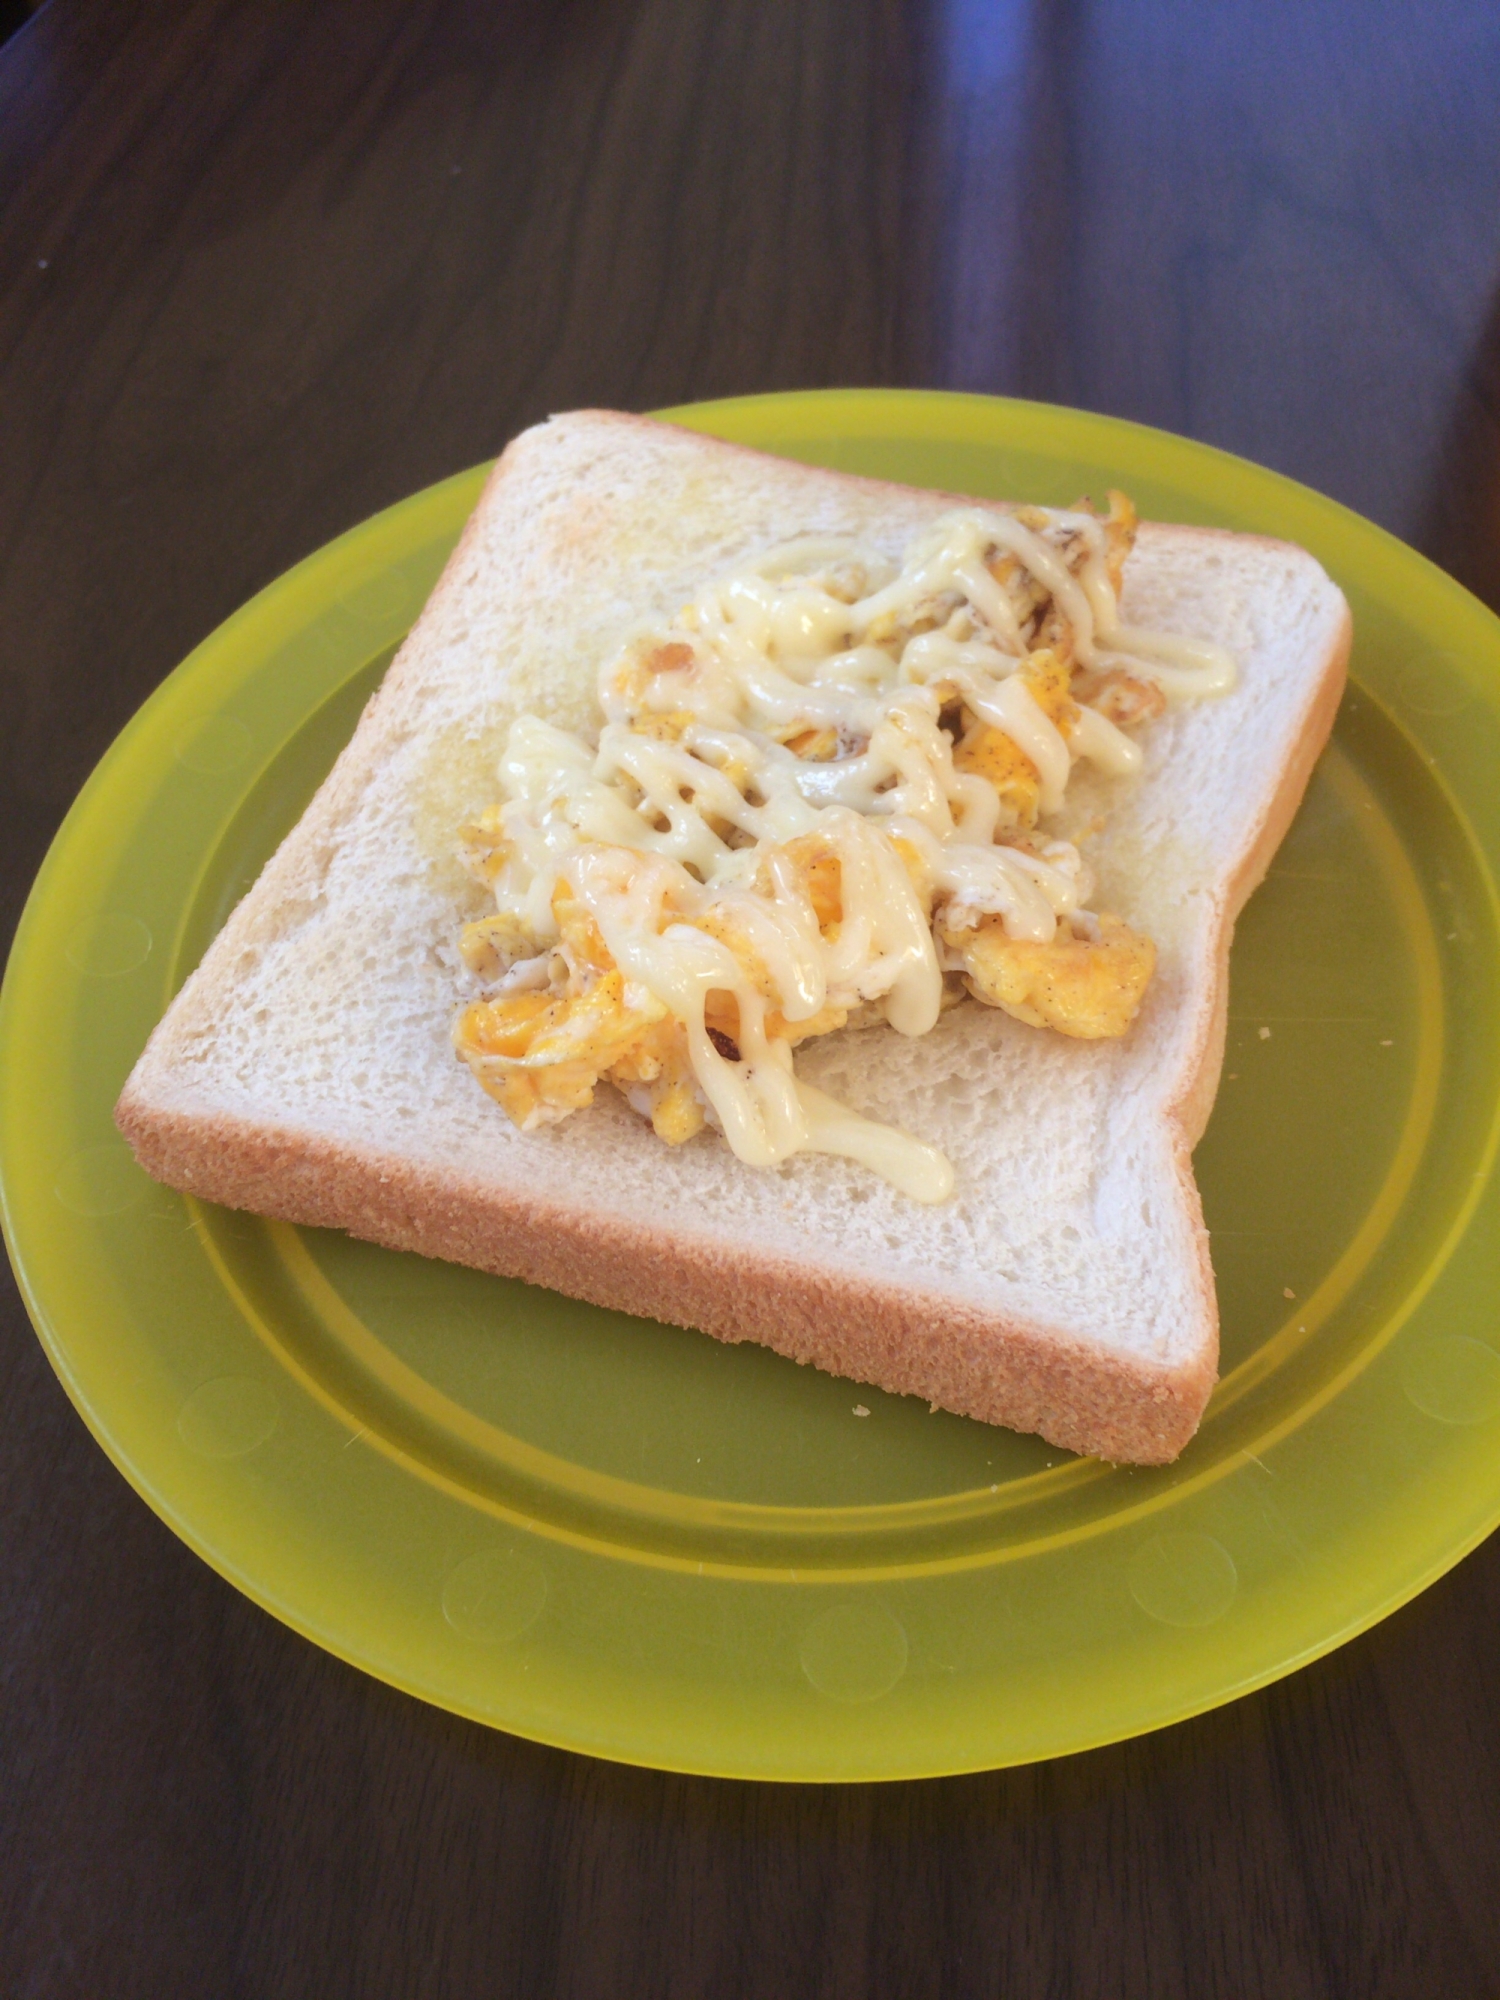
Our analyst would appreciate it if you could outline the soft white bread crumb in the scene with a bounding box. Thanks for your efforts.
[115,412,1350,1463]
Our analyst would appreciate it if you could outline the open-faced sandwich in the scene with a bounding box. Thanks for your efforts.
[116,412,1350,1463]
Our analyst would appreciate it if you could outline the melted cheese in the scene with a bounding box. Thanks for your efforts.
[463,504,1235,1197]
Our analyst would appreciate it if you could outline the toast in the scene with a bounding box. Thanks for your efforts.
[115,411,1350,1464]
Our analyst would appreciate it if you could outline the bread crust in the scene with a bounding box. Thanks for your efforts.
[1146,526,1353,1454]
[115,1091,1218,1463]
[114,413,1350,1465]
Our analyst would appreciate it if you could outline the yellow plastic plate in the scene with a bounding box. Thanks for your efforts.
[4,391,1500,1781]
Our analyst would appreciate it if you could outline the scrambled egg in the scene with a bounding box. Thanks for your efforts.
[951,650,1075,831]
[454,838,859,1143]
[939,911,1156,1039]
[452,488,1174,1155]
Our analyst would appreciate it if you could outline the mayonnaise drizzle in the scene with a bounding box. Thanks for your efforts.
[468,505,1235,1198]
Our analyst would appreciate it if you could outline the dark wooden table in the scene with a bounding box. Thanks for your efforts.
[5,3,1500,1993]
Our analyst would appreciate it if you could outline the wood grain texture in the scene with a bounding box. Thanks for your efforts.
[4,1,1500,1993]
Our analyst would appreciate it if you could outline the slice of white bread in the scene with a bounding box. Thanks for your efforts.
[115,411,1350,1464]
